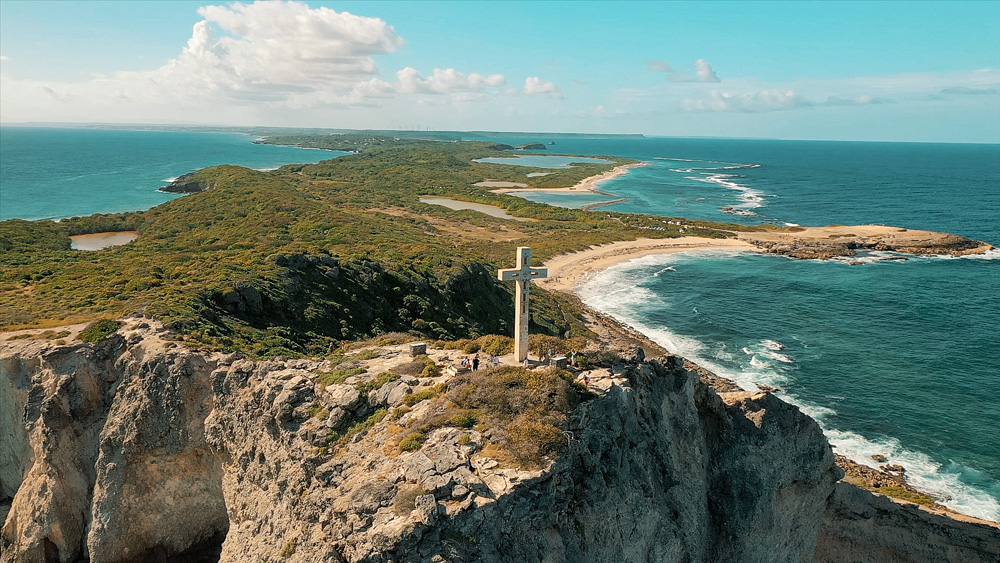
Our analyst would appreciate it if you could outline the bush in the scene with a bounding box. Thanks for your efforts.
[399,432,425,452]
[392,486,427,515]
[79,319,121,343]
[503,414,568,467]
[402,384,445,406]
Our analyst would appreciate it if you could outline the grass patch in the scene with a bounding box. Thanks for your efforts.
[327,408,389,447]
[401,366,590,466]
[305,404,329,421]
[846,478,941,508]
[402,383,446,407]
[315,367,367,387]
[79,319,121,343]
[356,371,400,395]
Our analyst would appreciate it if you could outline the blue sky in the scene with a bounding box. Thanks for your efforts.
[1,0,998,142]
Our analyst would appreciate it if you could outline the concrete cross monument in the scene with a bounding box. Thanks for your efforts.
[497,246,548,362]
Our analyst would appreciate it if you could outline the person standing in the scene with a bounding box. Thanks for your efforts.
[473,355,480,371]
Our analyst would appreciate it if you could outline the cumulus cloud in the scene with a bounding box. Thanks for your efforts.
[693,59,720,83]
[524,76,561,97]
[396,67,505,94]
[0,55,9,61]
[158,1,405,102]
[646,58,720,83]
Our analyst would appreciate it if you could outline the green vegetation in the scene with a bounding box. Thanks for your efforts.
[78,319,121,343]
[401,384,446,407]
[315,367,366,387]
[279,538,297,558]
[326,408,389,447]
[1,138,767,356]
[845,479,942,508]
[401,366,590,467]
[355,372,400,395]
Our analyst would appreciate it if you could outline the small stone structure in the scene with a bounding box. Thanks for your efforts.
[550,356,569,369]
[409,342,427,357]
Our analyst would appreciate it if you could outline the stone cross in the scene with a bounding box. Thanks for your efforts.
[498,246,548,361]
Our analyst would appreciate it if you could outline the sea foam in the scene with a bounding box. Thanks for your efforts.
[578,251,1000,522]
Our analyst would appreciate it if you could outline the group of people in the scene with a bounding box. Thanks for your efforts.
[460,353,500,371]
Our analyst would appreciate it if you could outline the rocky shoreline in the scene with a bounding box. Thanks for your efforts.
[3,312,998,562]
[159,172,216,194]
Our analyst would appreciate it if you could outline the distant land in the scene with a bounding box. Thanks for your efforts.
[0,122,646,141]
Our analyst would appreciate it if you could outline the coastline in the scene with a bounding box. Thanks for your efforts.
[539,236,756,293]
[538,232,998,523]
[490,161,649,197]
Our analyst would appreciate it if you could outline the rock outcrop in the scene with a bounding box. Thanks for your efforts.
[2,320,997,562]
[159,173,215,194]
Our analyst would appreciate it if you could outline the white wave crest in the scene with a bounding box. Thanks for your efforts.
[578,255,1000,522]
[824,427,1000,521]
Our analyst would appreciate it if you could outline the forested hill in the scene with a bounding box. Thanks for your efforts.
[0,140,752,357]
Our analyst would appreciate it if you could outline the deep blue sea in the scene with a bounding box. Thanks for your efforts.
[2,129,998,520]
[473,136,1000,521]
[0,127,344,221]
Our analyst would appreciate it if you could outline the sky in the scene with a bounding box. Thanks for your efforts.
[1,0,998,142]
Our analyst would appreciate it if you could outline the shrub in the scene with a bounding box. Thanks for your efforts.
[503,414,568,467]
[392,486,427,515]
[326,408,388,447]
[402,384,445,406]
[79,319,121,343]
[390,406,412,420]
[449,410,478,429]
[399,432,425,452]
[280,539,296,558]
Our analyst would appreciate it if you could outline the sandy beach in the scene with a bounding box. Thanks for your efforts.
[539,237,756,292]
[539,224,994,293]
[491,162,649,196]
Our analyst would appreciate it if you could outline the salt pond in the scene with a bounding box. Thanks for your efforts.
[418,197,532,221]
[70,231,139,250]
[473,155,611,168]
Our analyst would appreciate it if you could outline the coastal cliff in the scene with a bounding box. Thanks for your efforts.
[3,320,997,562]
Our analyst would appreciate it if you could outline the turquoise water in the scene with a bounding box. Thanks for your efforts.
[0,127,344,220]
[4,129,998,520]
[478,136,1000,521]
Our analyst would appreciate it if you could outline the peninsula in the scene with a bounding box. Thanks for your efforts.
[1,139,996,562]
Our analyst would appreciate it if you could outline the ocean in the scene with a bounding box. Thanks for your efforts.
[475,136,1000,521]
[2,128,998,520]
[0,127,344,221]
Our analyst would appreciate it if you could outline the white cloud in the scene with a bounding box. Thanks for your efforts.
[524,76,561,97]
[0,55,9,61]
[683,89,808,112]
[395,67,505,95]
[645,60,674,73]
[693,59,720,83]
[646,58,721,83]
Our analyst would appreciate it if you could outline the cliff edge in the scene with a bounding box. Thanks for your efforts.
[2,320,997,562]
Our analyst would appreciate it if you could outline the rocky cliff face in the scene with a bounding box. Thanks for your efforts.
[2,320,997,562]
